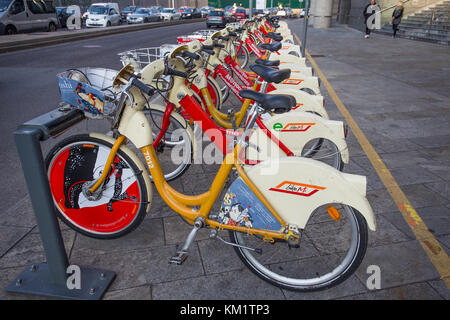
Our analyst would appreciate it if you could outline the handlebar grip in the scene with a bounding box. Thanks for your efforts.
[217,36,229,41]
[213,43,225,48]
[181,51,200,60]
[130,77,154,96]
[167,67,187,78]
[202,44,214,50]
[228,31,237,37]
[201,48,215,55]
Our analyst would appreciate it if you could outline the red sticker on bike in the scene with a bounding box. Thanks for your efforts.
[280,122,315,132]
[282,79,304,85]
[269,181,326,197]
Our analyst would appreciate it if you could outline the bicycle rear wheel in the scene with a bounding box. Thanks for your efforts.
[46,134,149,239]
[229,205,368,291]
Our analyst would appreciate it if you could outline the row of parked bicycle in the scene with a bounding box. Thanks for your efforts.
[49,16,377,292]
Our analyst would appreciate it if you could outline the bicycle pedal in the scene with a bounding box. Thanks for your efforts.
[169,250,189,265]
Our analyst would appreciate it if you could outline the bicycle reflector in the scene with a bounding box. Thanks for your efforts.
[327,206,341,221]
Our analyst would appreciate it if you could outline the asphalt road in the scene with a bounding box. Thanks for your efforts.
[0,21,206,212]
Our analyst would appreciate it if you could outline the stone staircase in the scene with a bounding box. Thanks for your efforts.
[377,0,450,44]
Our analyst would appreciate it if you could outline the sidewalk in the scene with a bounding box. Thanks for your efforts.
[287,20,450,299]
[0,20,449,300]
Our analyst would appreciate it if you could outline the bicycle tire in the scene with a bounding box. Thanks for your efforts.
[46,134,149,239]
[229,205,368,292]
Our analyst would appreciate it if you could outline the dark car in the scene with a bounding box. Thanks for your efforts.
[121,6,140,22]
[56,7,71,28]
[181,7,201,19]
[231,7,246,20]
[206,10,226,28]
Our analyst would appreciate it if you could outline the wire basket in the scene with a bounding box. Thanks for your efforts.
[118,44,178,71]
[57,67,119,119]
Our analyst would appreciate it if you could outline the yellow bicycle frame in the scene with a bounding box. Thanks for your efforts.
[89,133,292,242]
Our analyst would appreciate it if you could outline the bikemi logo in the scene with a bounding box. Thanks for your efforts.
[282,79,304,85]
[273,122,315,132]
[269,181,326,197]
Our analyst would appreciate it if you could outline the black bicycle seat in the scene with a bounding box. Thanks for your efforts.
[249,64,290,84]
[257,41,282,52]
[255,59,280,67]
[266,32,283,41]
[239,90,296,113]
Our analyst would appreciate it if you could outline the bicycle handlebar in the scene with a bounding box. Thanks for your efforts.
[129,77,155,96]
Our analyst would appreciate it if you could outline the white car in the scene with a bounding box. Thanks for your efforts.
[160,8,181,21]
[85,4,121,27]
[276,9,287,18]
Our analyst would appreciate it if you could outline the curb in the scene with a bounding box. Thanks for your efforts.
[0,18,205,54]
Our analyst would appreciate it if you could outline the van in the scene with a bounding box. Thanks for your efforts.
[84,3,120,27]
[0,0,58,35]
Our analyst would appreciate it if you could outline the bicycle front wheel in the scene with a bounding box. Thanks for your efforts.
[46,134,150,239]
[229,205,368,292]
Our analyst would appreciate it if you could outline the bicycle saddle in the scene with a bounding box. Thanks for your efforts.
[255,59,280,67]
[266,32,283,41]
[257,41,282,52]
[239,90,296,113]
[249,64,290,83]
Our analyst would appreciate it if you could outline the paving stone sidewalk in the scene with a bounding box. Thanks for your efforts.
[0,19,449,300]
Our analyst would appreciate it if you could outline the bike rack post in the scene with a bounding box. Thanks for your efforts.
[301,0,310,57]
[6,107,116,300]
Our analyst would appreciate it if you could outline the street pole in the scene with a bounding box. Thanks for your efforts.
[249,0,253,19]
[301,0,309,57]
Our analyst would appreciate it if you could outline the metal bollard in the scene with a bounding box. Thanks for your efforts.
[6,107,115,300]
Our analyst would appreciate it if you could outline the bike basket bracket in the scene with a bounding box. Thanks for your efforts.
[6,108,115,300]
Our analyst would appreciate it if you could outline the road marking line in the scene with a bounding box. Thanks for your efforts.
[293,33,450,289]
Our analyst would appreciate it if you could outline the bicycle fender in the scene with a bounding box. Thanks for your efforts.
[266,88,329,119]
[270,54,306,66]
[247,111,349,164]
[271,76,321,95]
[244,157,376,231]
[275,64,313,77]
[89,132,153,213]
[118,106,154,149]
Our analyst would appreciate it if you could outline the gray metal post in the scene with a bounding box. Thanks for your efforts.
[249,0,253,19]
[301,0,310,57]
[14,127,70,285]
[6,107,115,300]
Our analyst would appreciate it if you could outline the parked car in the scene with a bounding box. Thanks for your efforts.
[223,6,235,22]
[56,6,70,28]
[284,7,296,18]
[121,5,140,22]
[85,3,120,27]
[276,8,287,18]
[263,7,277,15]
[181,7,201,19]
[127,8,153,24]
[206,10,226,28]
[231,7,246,20]
[246,8,263,17]
[200,6,213,17]
[161,7,180,21]
[0,0,59,34]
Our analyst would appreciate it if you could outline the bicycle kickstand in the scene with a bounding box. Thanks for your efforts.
[169,217,204,265]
